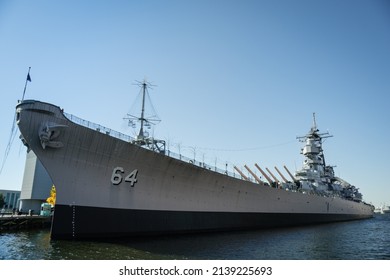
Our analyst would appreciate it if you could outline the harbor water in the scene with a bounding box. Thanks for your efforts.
[1,214,389,260]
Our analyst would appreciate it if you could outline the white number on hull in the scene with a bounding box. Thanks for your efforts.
[111,167,124,185]
[125,169,138,186]
[111,167,138,187]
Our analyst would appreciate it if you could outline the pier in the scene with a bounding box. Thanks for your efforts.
[0,215,52,231]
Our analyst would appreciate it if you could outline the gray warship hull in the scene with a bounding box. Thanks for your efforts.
[16,100,373,239]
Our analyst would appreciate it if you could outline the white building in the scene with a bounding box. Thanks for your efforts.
[0,189,20,211]
[19,151,53,213]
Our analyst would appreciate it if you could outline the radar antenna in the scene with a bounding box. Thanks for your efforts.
[297,112,332,142]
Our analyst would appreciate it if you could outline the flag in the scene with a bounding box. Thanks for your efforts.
[27,73,31,82]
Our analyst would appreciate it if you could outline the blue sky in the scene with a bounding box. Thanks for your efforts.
[0,0,389,207]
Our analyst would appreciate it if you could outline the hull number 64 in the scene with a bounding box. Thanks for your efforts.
[111,167,138,187]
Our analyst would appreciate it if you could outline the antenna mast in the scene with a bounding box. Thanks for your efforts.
[124,79,165,153]
[312,112,317,131]
[138,81,147,142]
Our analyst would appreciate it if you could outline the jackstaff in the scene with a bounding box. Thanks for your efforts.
[21,67,31,101]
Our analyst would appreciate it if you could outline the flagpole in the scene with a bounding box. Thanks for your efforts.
[21,67,31,101]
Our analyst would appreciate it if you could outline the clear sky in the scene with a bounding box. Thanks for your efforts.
[0,0,389,207]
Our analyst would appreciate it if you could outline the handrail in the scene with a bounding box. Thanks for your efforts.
[64,112,134,143]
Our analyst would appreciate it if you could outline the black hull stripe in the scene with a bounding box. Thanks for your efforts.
[51,204,372,240]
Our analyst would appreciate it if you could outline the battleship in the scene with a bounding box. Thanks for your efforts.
[16,81,374,239]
